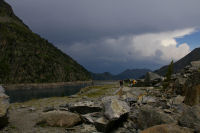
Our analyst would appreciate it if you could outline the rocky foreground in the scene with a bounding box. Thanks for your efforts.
[0,61,200,133]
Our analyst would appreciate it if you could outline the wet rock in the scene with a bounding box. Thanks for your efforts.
[141,124,193,133]
[68,101,102,114]
[136,105,175,129]
[178,105,200,132]
[103,97,130,120]
[0,86,9,129]
[37,110,81,127]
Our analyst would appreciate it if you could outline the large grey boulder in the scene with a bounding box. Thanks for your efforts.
[92,96,130,132]
[0,85,9,129]
[68,101,102,114]
[136,105,175,129]
[103,97,130,120]
[178,105,200,132]
[37,111,81,127]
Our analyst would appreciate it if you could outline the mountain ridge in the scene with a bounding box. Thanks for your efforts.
[91,68,151,80]
[0,0,91,83]
[155,47,200,75]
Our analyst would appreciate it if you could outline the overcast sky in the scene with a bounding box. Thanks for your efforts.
[6,0,200,73]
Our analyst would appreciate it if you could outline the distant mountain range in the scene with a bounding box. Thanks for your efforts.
[155,47,200,75]
[92,47,200,80]
[91,69,151,80]
[0,0,91,83]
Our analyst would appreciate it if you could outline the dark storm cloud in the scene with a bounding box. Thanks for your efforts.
[5,0,200,73]
[6,0,200,43]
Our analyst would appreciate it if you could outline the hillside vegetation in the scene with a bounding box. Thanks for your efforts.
[0,0,91,83]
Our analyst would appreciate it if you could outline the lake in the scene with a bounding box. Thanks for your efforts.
[4,80,117,103]
[5,82,92,103]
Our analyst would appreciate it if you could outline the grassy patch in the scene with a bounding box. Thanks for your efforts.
[78,84,117,98]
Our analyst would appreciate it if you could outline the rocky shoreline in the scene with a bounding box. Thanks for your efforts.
[0,61,200,133]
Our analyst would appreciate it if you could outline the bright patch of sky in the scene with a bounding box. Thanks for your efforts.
[176,29,200,50]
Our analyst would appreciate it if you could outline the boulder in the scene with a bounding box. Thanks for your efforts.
[68,101,102,114]
[0,85,9,129]
[136,105,175,129]
[178,105,200,132]
[103,97,130,120]
[37,111,81,127]
[92,97,130,132]
[141,124,193,133]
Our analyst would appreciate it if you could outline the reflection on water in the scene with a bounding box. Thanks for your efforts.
[6,83,90,103]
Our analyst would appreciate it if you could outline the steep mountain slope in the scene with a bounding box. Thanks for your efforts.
[155,48,200,75]
[91,69,151,80]
[0,0,91,83]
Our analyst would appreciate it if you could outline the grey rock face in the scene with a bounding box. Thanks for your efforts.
[136,105,175,129]
[179,105,200,132]
[0,85,9,129]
